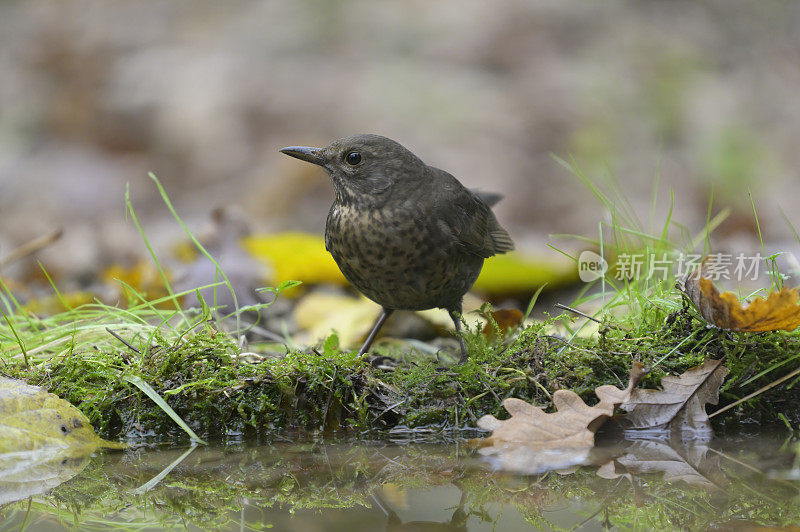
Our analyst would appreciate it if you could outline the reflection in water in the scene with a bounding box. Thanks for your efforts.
[0,435,797,531]
[372,489,469,531]
[0,449,90,506]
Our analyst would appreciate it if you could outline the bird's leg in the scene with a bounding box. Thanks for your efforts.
[358,308,394,355]
[448,307,469,364]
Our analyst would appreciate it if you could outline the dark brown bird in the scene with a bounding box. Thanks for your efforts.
[280,134,514,363]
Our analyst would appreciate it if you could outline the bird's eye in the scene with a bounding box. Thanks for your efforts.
[345,152,362,165]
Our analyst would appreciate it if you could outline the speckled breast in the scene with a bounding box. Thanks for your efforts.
[325,203,483,311]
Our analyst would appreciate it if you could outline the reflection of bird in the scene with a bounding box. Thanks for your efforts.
[280,135,513,363]
[371,489,469,532]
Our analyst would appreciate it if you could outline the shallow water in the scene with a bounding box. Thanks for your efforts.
[1,434,798,531]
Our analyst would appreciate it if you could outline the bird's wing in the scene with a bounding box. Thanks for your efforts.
[430,168,515,258]
[470,189,503,207]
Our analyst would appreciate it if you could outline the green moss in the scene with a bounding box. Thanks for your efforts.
[2,300,800,440]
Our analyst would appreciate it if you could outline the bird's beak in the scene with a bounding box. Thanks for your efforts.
[279,146,325,166]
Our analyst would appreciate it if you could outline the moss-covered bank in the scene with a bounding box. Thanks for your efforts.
[3,303,799,441]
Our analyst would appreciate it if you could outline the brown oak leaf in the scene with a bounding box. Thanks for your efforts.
[476,362,646,448]
[676,256,800,332]
[617,358,728,432]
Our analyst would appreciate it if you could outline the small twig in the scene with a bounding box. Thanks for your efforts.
[529,376,553,402]
[455,391,477,422]
[374,399,406,421]
[237,321,286,343]
[709,364,800,419]
[708,448,799,491]
[106,327,141,354]
[554,303,621,330]
[554,303,603,325]
[0,228,63,268]
[543,334,587,351]
[478,376,502,404]
[650,330,699,369]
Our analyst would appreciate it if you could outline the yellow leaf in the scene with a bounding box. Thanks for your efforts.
[676,257,800,332]
[0,378,124,454]
[243,232,345,286]
[102,260,172,305]
[481,308,524,337]
[293,293,381,348]
[473,252,576,294]
[22,291,94,314]
[294,292,487,349]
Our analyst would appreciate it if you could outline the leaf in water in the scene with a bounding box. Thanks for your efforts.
[676,256,800,332]
[0,378,123,454]
[478,443,598,475]
[476,362,646,447]
[617,358,728,433]
[598,438,729,491]
[0,452,91,505]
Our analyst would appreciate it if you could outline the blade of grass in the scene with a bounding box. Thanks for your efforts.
[148,173,241,336]
[125,183,184,317]
[124,374,207,444]
[522,283,548,322]
[749,190,780,290]
[703,187,714,256]
[131,444,198,495]
[649,153,662,233]
[0,303,29,366]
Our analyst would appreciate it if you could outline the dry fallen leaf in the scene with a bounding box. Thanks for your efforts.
[476,362,646,448]
[0,377,124,454]
[102,260,172,306]
[293,291,487,349]
[676,257,800,332]
[481,308,524,337]
[617,358,728,433]
[243,232,346,286]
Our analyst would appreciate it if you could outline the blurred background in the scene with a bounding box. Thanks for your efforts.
[1,0,799,296]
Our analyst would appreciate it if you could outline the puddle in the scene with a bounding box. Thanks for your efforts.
[1,435,798,531]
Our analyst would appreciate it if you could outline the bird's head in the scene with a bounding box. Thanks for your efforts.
[280,134,426,204]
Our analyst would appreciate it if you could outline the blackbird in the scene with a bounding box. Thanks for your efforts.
[280,134,514,363]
